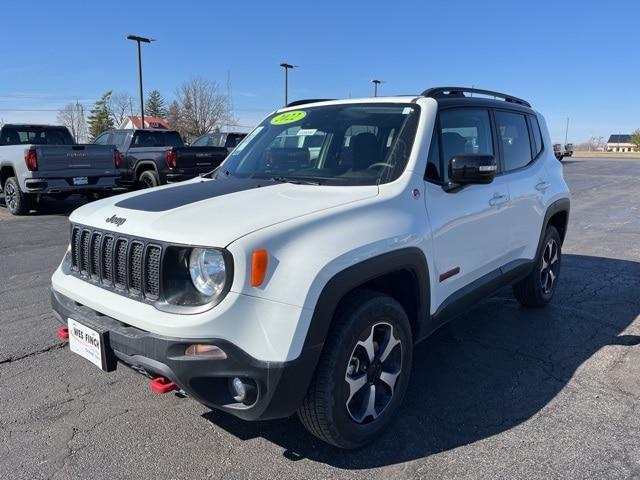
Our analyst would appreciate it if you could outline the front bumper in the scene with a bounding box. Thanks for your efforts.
[51,288,321,421]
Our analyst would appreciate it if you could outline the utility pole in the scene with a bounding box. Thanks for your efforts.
[371,79,383,97]
[564,117,570,145]
[127,34,154,128]
[280,63,298,105]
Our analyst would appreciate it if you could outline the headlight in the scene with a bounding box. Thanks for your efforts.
[189,248,226,297]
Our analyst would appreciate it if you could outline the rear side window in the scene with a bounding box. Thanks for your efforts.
[225,134,246,148]
[529,115,543,157]
[439,109,493,181]
[191,135,210,146]
[93,132,111,145]
[495,111,532,171]
[112,131,128,149]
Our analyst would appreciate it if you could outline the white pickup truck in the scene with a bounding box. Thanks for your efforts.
[0,124,121,215]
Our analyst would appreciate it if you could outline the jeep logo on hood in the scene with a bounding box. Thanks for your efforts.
[105,214,127,227]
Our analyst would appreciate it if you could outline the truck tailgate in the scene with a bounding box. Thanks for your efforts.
[33,144,115,173]
[174,146,227,169]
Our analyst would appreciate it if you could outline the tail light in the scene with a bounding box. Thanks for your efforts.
[24,149,38,171]
[166,149,176,168]
[114,149,122,168]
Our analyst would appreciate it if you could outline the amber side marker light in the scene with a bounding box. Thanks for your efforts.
[251,249,269,287]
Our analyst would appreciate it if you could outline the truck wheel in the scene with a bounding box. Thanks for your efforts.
[3,177,32,215]
[138,170,159,189]
[513,225,562,307]
[298,289,413,449]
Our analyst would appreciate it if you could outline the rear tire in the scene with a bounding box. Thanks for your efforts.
[138,170,159,189]
[513,225,562,307]
[3,177,32,215]
[298,289,413,449]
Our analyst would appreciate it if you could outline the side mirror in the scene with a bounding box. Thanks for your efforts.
[449,154,497,185]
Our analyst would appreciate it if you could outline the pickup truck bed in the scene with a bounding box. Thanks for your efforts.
[2,144,119,193]
[94,129,227,189]
[0,124,120,215]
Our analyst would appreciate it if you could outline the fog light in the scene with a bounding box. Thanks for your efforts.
[184,344,227,359]
[232,377,246,402]
[229,377,257,404]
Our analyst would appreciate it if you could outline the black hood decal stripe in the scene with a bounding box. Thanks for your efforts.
[115,177,278,212]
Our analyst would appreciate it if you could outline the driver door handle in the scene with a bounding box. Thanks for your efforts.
[489,193,509,206]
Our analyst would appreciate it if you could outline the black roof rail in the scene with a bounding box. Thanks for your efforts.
[285,98,335,108]
[420,87,531,108]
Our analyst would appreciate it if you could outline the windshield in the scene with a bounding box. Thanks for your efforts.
[216,103,420,186]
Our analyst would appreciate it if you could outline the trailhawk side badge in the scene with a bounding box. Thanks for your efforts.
[105,214,127,227]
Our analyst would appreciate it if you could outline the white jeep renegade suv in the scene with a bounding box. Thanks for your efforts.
[51,87,570,448]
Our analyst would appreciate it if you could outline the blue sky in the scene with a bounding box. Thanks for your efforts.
[0,0,638,142]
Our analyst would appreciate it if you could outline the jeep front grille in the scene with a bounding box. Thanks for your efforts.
[70,226,162,301]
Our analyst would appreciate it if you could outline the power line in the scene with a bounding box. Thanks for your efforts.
[0,108,92,112]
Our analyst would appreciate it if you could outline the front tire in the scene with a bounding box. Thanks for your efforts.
[513,225,562,307]
[3,177,32,215]
[298,290,413,449]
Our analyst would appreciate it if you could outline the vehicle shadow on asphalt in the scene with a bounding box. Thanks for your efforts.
[0,195,86,217]
[203,253,640,468]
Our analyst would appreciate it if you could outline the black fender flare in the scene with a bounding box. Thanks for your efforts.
[304,246,431,352]
[277,247,431,416]
[536,198,570,257]
[134,161,159,179]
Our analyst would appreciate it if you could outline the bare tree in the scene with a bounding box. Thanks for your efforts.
[176,77,234,142]
[108,92,134,128]
[57,102,88,143]
[165,100,183,134]
[576,136,608,152]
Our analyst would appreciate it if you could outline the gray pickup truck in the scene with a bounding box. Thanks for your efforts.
[0,124,120,215]
[94,129,228,188]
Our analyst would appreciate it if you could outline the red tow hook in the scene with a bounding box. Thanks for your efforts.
[57,327,69,340]
[150,376,177,394]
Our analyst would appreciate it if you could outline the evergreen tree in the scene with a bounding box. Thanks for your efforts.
[630,129,640,152]
[87,91,114,141]
[145,90,167,118]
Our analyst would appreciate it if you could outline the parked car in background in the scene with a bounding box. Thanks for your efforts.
[564,143,574,157]
[0,124,120,215]
[94,129,227,189]
[191,132,247,154]
[553,143,573,161]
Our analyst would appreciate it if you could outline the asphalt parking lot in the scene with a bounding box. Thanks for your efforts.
[1,157,639,480]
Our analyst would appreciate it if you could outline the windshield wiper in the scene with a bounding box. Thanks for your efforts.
[201,167,231,179]
[270,176,323,185]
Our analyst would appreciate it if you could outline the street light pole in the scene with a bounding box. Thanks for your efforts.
[564,117,570,146]
[279,63,298,105]
[127,34,154,128]
[371,79,383,97]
